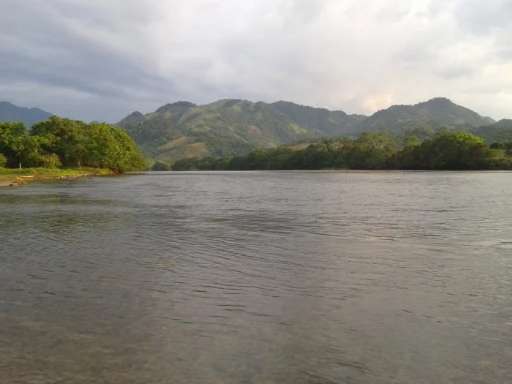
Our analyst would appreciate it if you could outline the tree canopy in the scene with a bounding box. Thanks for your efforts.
[173,131,512,171]
[0,117,145,172]
[394,132,492,170]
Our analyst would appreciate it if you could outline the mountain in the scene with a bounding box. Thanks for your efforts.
[0,101,53,127]
[118,99,364,163]
[269,101,365,136]
[118,97,498,164]
[473,120,512,143]
[357,98,494,134]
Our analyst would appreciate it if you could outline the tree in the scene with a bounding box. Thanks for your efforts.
[397,132,492,170]
[0,122,29,167]
[347,133,398,169]
[83,122,146,172]
[31,117,146,172]
[171,131,512,172]
[39,153,62,168]
[31,116,89,167]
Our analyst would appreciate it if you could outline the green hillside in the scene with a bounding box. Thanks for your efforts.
[118,97,500,165]
[358,98,494,134]
[473,119,512,143]
[118,99,363,164]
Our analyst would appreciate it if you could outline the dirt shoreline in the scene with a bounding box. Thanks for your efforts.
[0,168,115,188]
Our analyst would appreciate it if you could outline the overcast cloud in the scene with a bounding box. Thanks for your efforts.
[1,0,511,121]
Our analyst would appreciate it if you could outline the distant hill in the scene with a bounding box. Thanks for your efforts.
[473,119,512,143]
[118,97,500,163]
[357,98,494,134]
[118,99,363,163]
[0,101,53,127]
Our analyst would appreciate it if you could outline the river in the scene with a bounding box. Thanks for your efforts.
[1,171,511,383]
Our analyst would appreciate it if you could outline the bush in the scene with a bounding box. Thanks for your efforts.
[0,153,6,168]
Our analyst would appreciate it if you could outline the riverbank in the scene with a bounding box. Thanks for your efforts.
[0,168,115,187]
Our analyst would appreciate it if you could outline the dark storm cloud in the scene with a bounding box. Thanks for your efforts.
[1,0,511,121]
[0,0,177,121]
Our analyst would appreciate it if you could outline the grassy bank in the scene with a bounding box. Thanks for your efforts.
[0,167,115,187]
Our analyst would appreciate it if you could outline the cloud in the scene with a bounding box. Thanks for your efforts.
[0,0,511,121]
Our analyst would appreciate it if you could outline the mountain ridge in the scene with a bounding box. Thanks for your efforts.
[0,101,53,127]
[118,98,370,162]
[360,97,494,134]
[473,119,512,143]
[118,97,501,164]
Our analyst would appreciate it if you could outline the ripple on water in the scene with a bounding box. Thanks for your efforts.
[1,171,512,383]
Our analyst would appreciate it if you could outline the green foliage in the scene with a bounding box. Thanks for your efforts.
[151,161,172,171]
[0,152,6,167]
[32,117,89,166]
[346,133,398,169]
[396,132,492,170]
[0,122,26,167]
[490,142,512,155]
[39,153,62,168]
[119,97,496,165]
[118,99,363,164]
[82,122,146,172]
[173,156,232,171]
[0,117,146,172]
[362,98,493,135]
[474,120,512,144]
[173,131,512,171]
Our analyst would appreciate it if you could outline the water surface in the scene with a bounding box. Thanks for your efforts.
[1,171,512,383]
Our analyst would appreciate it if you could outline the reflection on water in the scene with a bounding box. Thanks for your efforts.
[1,171,512,383]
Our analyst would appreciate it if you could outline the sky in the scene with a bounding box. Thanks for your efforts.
[1,0,511,122]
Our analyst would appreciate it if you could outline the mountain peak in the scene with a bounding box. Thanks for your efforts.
[116,97,503,164]
[155,101,196,113]
[363,97,494,133]
[421,97,454,106]
[118,98,363,163]
[129,111,144,118]
[117,111,145,127]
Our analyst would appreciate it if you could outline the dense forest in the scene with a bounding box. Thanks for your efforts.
[171,131,512,171]
[0,117,146,173]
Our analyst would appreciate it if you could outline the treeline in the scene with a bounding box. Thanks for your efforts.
[172,132,512,171]
[0,117,146,172]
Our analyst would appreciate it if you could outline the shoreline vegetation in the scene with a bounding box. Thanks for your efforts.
[0,116,146,187]
[170,131,512,171]
[0,167,114,187]
[3,114,512,183]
